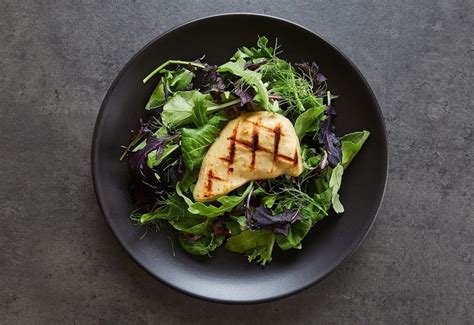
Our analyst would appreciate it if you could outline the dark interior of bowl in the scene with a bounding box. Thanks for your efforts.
[92,14,387,303]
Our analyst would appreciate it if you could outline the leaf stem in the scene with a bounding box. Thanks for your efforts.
[143,60,205,84]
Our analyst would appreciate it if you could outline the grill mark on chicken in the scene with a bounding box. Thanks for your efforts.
[245,120,285,135]
[251,125,259,169]
[205,169,224,197]
[293,149,299,166]
[273,124,281,161]
[219,121,240,165]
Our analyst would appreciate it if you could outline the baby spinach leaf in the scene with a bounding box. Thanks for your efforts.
[225,229,275,266]
[178,234,225,256]
[294,105,326,140]
[340,131,370,168]
[180,115,227,171]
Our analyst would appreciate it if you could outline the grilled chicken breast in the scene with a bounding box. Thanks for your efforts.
[193,111,303,202]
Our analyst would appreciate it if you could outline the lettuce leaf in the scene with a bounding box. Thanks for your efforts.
[180,115,227,171]
[162,90,239,127]
[340,131,370,168]
[177,182,253,218]
[329,164,344,213]
[247,207,301,235]
[218,59,273,112]
[145,68,195,110]
[225,229,275,266]
[294,105,326,140]
[179,234,225,256]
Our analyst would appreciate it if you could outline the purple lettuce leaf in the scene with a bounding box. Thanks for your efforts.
[233,85,255,106]
[295,61,327,88]
[202,64,226,102]
[318,102,341,167]
[127,133,181,204]
[247,206,301,236]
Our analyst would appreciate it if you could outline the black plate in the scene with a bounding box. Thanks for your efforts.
[92,13,388,304]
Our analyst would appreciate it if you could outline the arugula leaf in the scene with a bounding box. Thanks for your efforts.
[180,115,227,171]
[178,234,225,256]
[162,90,239,127]
[177,182,253,218]
[294,105,326,140]
[340,131,370,168]
[225,230,275,266]
[218,59,273,112]
[329,164,344,213]
[190,94,208,127]
[231,36,274,61]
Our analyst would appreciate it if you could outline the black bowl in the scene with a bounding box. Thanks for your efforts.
[92,13,388,304]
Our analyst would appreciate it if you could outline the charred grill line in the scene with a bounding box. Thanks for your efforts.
[251,125,259,169]
[205,169,224,196]
[273,124,281,161]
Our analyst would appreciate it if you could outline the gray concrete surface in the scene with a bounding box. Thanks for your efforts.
[1,1,473,324]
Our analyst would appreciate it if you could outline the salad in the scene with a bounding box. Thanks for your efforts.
[121,37,369,266]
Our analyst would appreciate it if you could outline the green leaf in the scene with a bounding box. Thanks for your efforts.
[276,218,312,250]
[169,217,209,235]
[224,216,247,236]
[162,91,212,127]
[329,164,344,213]
[166,68,194,92]
[231,36,274,61]
[144,69,195,111]
[262,195,277,209]
[153,126,169,138]
[180,115,227,171]
[133,194,195,224]
[340,131,370,168]
[132,138,147,152]
[146,143,179,169]
[218,59,273,112]
[162,90,240,127]
[190,94,208,127]
[145,80,166,110]
[177,182,253,218]
[225,230,275,266]
[294,105,326,140]
[178,235,225,256]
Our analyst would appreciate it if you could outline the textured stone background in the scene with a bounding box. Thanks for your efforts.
[1,1,472,324]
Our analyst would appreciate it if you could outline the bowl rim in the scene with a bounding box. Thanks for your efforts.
[91,12,389,304]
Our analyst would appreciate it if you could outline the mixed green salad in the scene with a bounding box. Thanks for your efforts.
[121,37,369,266]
